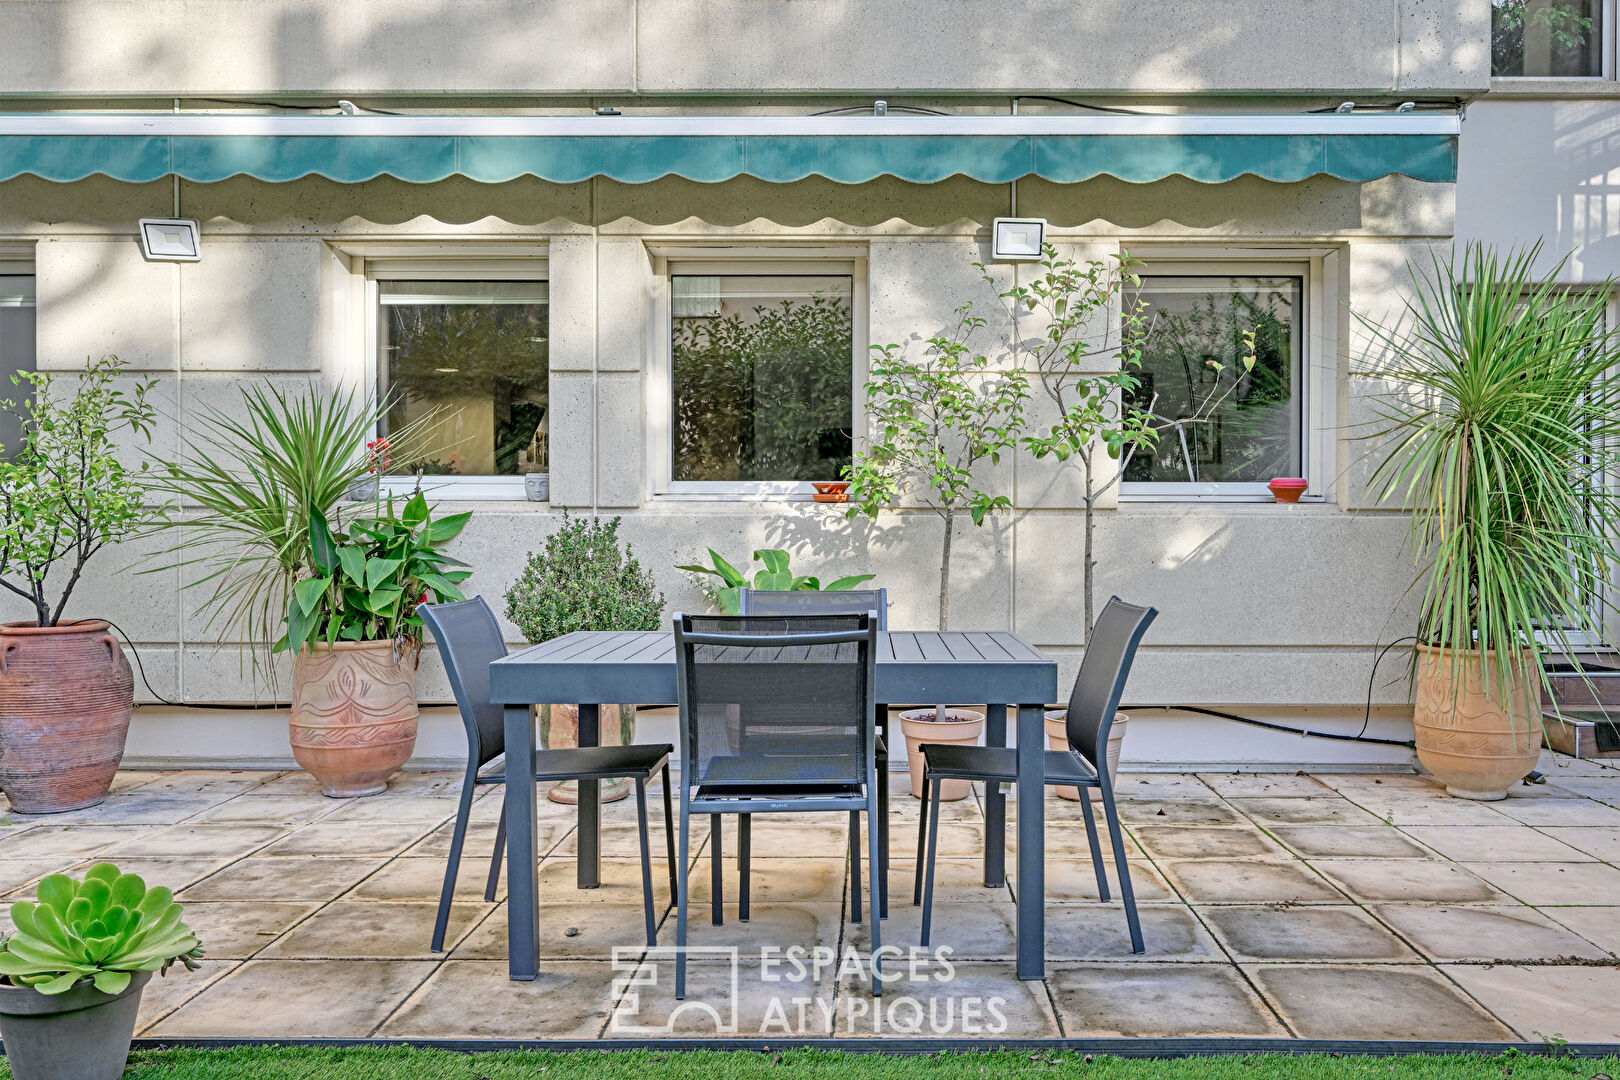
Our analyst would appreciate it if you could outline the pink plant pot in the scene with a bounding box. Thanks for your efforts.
[1268,477,1308,504]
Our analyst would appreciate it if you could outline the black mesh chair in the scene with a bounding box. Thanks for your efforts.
[673,613,885,998]
[913,596,1157,954]
[734,588,890,919]
[420,597,677,953]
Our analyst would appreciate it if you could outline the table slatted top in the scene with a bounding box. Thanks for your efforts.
[490,630,1057,706]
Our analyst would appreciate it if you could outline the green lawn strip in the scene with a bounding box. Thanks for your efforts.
[39,1047,1619,1080]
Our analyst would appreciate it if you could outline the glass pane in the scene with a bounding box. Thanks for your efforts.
[377,280,548,477]
[671,274,853,483]
[0,276,36,458]
[1123,275,1303,485]
[1494,0,1603,76]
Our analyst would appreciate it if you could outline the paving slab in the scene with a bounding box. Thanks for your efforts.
[1537,827,1620,861]
[1048,963,1285,1037]
[65,856,228,894]
[1159,859,1344,904]
[1460,861,1620,905]
[261,900,488,959]
[456,902,674,961]
[608,953,836,1038]
[1539,907,1620,955]
[199,797,340,826]
[384,959,618,1039]
[1198,904,1418,962]
[1400,825,1595,863]
[1310,859,1506,904]
[1227,797,1382,826]
[1196,774,1334,798]
[1268,826,1431,859]
[0,825,151,860]
[151,959,436,1038]
[348,855,505,902]
[262,822,433,857]
[1132,825,1285,860]
[833,961,1059,1038]
[1441,963,1620,1042]
[180,857,387,902]
[1372,904,1611,962]
[1117,800,1242,826]
[1247,963,1515,1041]
[1489,799,1620,828]
[846,901,1016,960]
[109,824,289,859]
[133,960,239,1034]
[1045,904,1223,961]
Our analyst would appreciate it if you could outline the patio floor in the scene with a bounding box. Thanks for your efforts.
[4,753,1620,1044]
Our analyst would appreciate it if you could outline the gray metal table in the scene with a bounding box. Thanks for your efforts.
[488,629,1058,981]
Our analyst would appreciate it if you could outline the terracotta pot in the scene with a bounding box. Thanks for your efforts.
[0,620,134,814]
[1413,643,1542,800]
[539,703,636,804]
[900,708,985,801]
[1268,477,1308,503]
[290,640,419,798]
[1046,711,1128,801]
[812,481,851,504]
[0,971,151,1080]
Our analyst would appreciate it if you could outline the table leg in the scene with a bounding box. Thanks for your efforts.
[578,703,600,890]
[1015,702,1045,980]
[983,703,1007,888]
[504,704,539,980]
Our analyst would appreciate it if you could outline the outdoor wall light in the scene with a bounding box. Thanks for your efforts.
[990,217,1046,261]
[137,218,201,262]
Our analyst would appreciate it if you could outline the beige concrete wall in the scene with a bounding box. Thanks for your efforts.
[0,0,1491,99]
[0,169,1450,767]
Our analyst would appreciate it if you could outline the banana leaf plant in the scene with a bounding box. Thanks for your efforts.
[0,863,202,996]
[279,490,472,656]
[678,547,875,616]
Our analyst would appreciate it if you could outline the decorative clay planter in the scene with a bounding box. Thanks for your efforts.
[0,620,134,814]
[1413,643,1541,800]
[1045,711,1128,801]
[539,703,637,804]
[0,971,151,1080]
[899,708,985,801]
[812,481,851,503]
[290,640,419,797]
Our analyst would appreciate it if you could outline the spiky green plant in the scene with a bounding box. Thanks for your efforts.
[1357,242,1620,722]
[0,863,201,996]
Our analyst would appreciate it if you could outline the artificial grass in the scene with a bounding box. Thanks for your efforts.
[19,1047,1616,1080]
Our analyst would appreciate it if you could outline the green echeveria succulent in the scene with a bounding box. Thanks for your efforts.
[0,863,203,996]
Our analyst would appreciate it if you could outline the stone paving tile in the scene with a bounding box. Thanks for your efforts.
[109,823,289,859]
[1460,861,1620,905]
[607,953,837,1038]
[1538,827,1620,861]
[686,856,847,905]
[261,900,488,959]
[1309,859,1506,904]
[846,900,1017,960]
[457,902,669,961]
[174,901,320,959]
[1400,826,1596,863]
[1007,821,1139,857]
[1046,904,1223,961]
[1268,826,1432,859]
[32,793,232,826]
[1196,773,1334,799]
[1132,825,1286,860]
[669,902,845,958]
[263,822,433,857]
[834,961,1059,1038]
[110,770,171,791]
[134,960,239,1034]
[1041,859,1178,903]
[151,959,436,1038]
[0,825,151,859]
[1538,906,1620,955]
[1489,798,1620,827]
[1441,964,1620,1041]
[1117,800,1242,826]
[1159,859,1345,904]
[873,859,1007,905]
[125,770,276,798]
[349,855,505,902]
[66,856,229,894]
[1546,777,1620,802]
[1111,774,1223,800]
[1343,798,1515,827]
[180,856,388,902]
[1198,905,1418,962]
[198,796,340,826]
[1226,797,1383,827]
[384,960,616,1039]
[1246,963,1515,1041]
[320,795,465,826]
[1371,904,1611,962]
[1048,963,1286,1037]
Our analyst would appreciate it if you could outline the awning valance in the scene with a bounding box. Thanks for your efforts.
[0,113,1462,186]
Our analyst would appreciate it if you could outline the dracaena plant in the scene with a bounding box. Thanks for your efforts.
[280,490,472,656]
[0,863,202,996]
[677,547,876,615]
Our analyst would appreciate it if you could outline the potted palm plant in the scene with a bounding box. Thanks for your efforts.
[0,357,162,813]
[0,863,201,1080]
[1358,243,1620,799]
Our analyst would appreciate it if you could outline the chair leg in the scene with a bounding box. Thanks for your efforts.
[677,795,692,1000]
[635,778,656,947]
[432,775,479,953]
[867,778,884,998]
[1101,789,1144,954]
[486,793,508,903]
[876,755,889,919]
[913,768,929,906]
[661,764,677,909]
[849,811,862,924]
[1077,786,1110,903]
[709,813,724,927]
[920,776,943,948]
[738,812,751,923]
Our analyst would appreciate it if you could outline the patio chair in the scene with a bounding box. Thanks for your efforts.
[913,596,1158,955]
[734,588,890,920]
[420,596,677,953]
[673,613,885,998]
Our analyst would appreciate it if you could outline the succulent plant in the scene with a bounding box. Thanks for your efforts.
[0,863,202,995]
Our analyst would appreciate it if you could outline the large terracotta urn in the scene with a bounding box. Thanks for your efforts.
[1413,644,1542,800]
[0,620,134,814]
[290,640,419,797]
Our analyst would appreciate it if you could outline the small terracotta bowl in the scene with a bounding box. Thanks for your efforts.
[812,481,850,504]
[1268,477,1308,503]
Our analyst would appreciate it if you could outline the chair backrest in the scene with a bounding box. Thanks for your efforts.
[419,596,509,771]
[674,613,877,791]
[739,588,889,631]
[1064,597,1158,788]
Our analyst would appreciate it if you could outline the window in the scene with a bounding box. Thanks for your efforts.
[1493,0,1606,77]
[0,271,34,456]
[371,273,548,485]
[653,255,864,495]
[1122,268,1306,496]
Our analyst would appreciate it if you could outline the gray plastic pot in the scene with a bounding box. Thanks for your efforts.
[0,971,150,1080]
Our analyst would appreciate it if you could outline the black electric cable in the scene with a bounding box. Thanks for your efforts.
[809,104,951,116]
[102,619,289,711]
[1358,635,1420,739]
[188,97,403,116]
[1130,705,1415,748]
[1011,95,1145,116]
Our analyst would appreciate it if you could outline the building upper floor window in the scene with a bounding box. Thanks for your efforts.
[0,272,35,456]
[1493,0,1605,77]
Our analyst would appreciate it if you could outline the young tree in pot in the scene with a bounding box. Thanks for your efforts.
[0,862,201,1080]
[0,357,162,813]
[505,514,664,804]
[1357,243,1620,799]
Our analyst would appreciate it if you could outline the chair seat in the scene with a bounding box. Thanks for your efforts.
[698,752,866,788]
[479,743,673,785]
[919,743,1099,786]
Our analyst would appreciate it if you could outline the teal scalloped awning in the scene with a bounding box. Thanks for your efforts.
[0,115,1462,186]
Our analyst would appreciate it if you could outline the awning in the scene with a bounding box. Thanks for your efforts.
[0,113,1461,186]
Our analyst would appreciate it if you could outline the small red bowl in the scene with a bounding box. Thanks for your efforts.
[1268,477,1308,503]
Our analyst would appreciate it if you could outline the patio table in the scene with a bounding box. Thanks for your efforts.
[488,629,1058,982]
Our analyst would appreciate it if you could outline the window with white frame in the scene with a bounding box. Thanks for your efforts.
[0,266,35,457]
[1493,0,1608,76]
[1121,260,1315,497]
[367,261,548,487]
[653,255,864,494]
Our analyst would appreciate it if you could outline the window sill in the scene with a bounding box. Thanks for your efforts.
[1488,77,1620,97]
[373,476,538,502]
[1117,492,1333,507]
